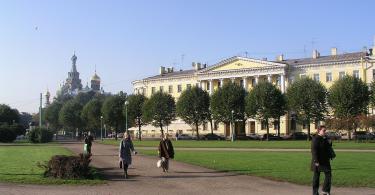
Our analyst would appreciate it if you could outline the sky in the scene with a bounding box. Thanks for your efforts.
[0,0,374,113]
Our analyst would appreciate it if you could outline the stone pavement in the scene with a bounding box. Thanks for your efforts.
[1,141,375,195]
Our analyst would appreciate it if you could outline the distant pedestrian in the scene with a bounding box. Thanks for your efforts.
[175,131,179,141]
[84,134,94,155]
[311,125,335,195]
[158,133,174,172]
[119,133,137,179]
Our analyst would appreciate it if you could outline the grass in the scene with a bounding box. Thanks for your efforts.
[0,144,104,185]
[101,139,375,150]
[140,149,375,188]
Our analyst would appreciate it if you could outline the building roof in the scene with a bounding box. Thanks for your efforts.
[279,51,368,66]
[144,69,196,80]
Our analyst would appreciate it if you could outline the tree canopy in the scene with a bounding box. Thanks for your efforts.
[101,95,125,139]
[142,91,175,136]
[286,77,327,139]
[125,94,147,140]
[176,87,210,139]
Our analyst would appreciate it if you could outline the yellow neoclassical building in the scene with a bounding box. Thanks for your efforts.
[131,47,375,138]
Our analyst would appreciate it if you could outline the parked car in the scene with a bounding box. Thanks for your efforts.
[353,131,372,140]
[177,134,194,140]
[201,133,225,140]
[283,132,308,140]
[261,134,282,141]
[326,131,342,140]
[247,133,261,140]
[235,135,253,140]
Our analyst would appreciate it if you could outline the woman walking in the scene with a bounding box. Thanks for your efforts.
[158,134,174,172]
[119,133,137,179]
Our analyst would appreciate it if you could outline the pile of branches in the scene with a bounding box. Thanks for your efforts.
[38,153,93,179]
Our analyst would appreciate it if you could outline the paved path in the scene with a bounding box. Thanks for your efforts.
[1,141,375,195]
[136,147,375,152]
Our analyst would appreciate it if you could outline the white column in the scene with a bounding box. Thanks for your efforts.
[267,74,272,83]
[243,77,247,90]
[209,79,214,95]
[255,75,259,85]
[280,74,285,93]
[220,79,224,88]
[231,78,235,83]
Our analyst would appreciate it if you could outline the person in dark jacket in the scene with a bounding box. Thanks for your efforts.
[158,133,174,172]
[311,125,333,195]
[119,133,137,179]
[84,134,94,155]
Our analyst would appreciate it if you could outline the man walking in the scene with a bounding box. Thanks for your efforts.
[311,125,334,195]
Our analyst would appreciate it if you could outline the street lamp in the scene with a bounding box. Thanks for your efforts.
[231,110,235,142]
[100,116,103,141]
[125,101,129,134]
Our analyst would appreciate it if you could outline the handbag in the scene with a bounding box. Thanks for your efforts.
[119,159,123,168]
[83,144,88,154]
[157,159,162,168]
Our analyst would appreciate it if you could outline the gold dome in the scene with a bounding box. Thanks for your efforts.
[91,73,101,81]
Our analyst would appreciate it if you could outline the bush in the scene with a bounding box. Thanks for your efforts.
[38,153,93,179]
[0,125,17,142]
[28,127,53,143]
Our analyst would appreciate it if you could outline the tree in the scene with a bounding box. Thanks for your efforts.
[369,80,375,108]
[125,94,147,141]
[328,76,369,139]
[59,100,83,137]
[0,104,20,125]
[81,98,103,135]
[246,81,286,140]
[142,91,176,136]
[19,112,33,130]
[45,102,63,131]
[210,82,246,140]
[101,95,125,140]
[176,87,210,140]
[286,77,327,140]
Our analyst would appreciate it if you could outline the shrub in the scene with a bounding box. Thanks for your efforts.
[38,153,93,179]
[0,125,17,142]
[28,127,53,143]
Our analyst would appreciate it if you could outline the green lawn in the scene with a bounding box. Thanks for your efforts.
[0,144,104,185]
[140,149,375,188]
[101,139,375,149]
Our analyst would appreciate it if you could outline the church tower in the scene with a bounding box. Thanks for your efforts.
[65,52,83,93]
[45,88,51,107]
[91,68,101,91]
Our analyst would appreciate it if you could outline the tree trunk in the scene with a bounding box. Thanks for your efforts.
[210,119,213,135]
[277,117,281,137]
[195,122,200,140]
[160,123,164,137]
[266,118,269,141]
[138,118,142,141]
[115,123,118,141]
[307,122,311,141]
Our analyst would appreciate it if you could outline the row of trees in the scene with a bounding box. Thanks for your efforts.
[39,75,373,142]
[0,104,30,142]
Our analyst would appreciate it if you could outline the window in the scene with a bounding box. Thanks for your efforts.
[206,82,210,90]
[300,74,306,79]
[218,81,221,87]
[240,80,244,87]
[261,120,267,130]
[313,74,319,82]
[214,121,219,130]
[326,72,332,82]
[159,86,164,93]
[276,76,280,86]
[151,87,156,94]
[203,123,207,131]
[177,85,182,92]
[168,85,173,93]
[273,120,279,130]
[302,122,308,129]
[373,69,375,81]
[186,84,191,90]
[339,71,345,79]
[353,70,359,79]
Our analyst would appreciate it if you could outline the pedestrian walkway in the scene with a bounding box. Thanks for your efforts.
[1,141,374,195]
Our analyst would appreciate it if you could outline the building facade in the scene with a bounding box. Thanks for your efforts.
[132,47,375,138]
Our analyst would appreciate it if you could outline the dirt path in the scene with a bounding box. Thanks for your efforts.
[1,141,374,195]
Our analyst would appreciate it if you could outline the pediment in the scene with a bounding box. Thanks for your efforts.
[200,56,286,73]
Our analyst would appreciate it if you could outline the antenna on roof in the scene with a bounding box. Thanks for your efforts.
[303,45,307,58]
[245,51,248,58]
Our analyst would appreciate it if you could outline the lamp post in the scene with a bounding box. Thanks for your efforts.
[100,116,103,141]
[231,110,235,142]
[125,101,129,134]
